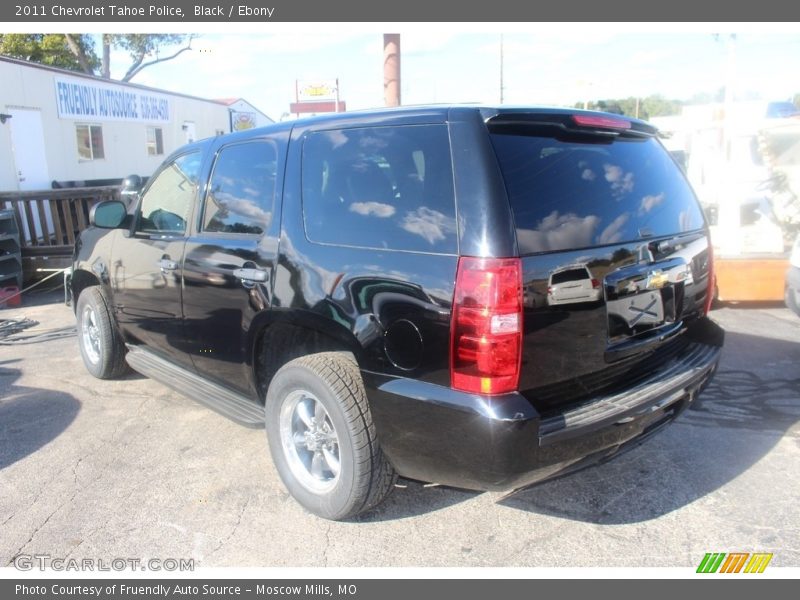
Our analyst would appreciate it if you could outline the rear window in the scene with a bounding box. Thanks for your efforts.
[489,130,705,254]
[551,268,590,284]
[302,124,457,254]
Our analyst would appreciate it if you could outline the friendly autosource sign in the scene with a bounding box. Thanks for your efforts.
[54,75,171,123]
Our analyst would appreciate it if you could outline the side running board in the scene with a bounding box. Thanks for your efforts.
[125,345,264,428]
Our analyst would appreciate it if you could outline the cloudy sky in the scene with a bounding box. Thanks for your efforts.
[69,25,800,120]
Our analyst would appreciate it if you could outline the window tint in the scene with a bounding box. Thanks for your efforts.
[302,125,456,253]
[551,268,590,284]
[137,152,202,235]
[489,131,705,254]
[203,141,276,235]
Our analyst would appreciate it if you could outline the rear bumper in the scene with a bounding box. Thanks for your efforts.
[365,317,723,492]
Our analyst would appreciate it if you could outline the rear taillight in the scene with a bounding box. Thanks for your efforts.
[591,278,600,289]
[703,243,715,315]
[450,257,523,395]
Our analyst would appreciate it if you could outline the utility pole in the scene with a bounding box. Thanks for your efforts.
[383,34,401,107]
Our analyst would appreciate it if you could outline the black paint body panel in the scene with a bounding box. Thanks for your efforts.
[72,105,723,492]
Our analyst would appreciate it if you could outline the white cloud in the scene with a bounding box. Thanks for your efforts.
[517,211,600,253]
[639,193,665,215]
[598,213,630,245]
[628,48,681,67]
[399,32,458,55]
[349,202,396,218]
[321,129,350,149]
[213,33,366,57]
[604,163,635,197]
[400,207,457,244]
[212,193,271,226]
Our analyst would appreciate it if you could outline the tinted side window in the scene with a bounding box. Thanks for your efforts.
[137,151,202,235]
[489,131,705,254]
[302,124,457,254]
[203,141,277,235]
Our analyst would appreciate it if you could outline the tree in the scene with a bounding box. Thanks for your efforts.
[90,34,195,82]
[575,95,682,119]
[687,88,726,105]
[640,95,682,119]
[596,100,624,115]
[1,33,193,82]
[0,34,99,73]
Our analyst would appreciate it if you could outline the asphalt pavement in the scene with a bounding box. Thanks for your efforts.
[1,292,798,568]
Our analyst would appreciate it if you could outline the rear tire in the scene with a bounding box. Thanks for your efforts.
[76,286,129,379]
[265,352,397,520]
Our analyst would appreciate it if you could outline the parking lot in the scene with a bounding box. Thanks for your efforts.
[1,293,798,568]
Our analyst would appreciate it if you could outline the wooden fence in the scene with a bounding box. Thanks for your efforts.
[0,185,120,278]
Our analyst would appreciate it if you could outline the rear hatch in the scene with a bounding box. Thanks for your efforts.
[486,111,713,413]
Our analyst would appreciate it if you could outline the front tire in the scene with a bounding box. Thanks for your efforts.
[265,352,397,520]
[76,286,129,379]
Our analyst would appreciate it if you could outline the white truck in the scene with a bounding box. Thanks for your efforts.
[660,104,800,302]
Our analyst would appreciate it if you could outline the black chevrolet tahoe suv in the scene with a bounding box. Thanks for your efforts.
[72,106,723,520]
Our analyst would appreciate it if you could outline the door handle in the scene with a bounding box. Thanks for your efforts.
[232,267,268,283]
[159,258,178,271]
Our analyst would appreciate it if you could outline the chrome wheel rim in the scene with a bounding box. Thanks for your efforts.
[81,305,101,365]
[279,389,341,493]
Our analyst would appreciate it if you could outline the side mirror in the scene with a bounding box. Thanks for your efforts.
[90,200,127,229]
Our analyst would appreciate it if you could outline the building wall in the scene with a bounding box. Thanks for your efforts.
[0,59,230,191]
[228,99,274,131]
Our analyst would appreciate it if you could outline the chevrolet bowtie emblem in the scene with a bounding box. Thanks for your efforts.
[646,270,669,289]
